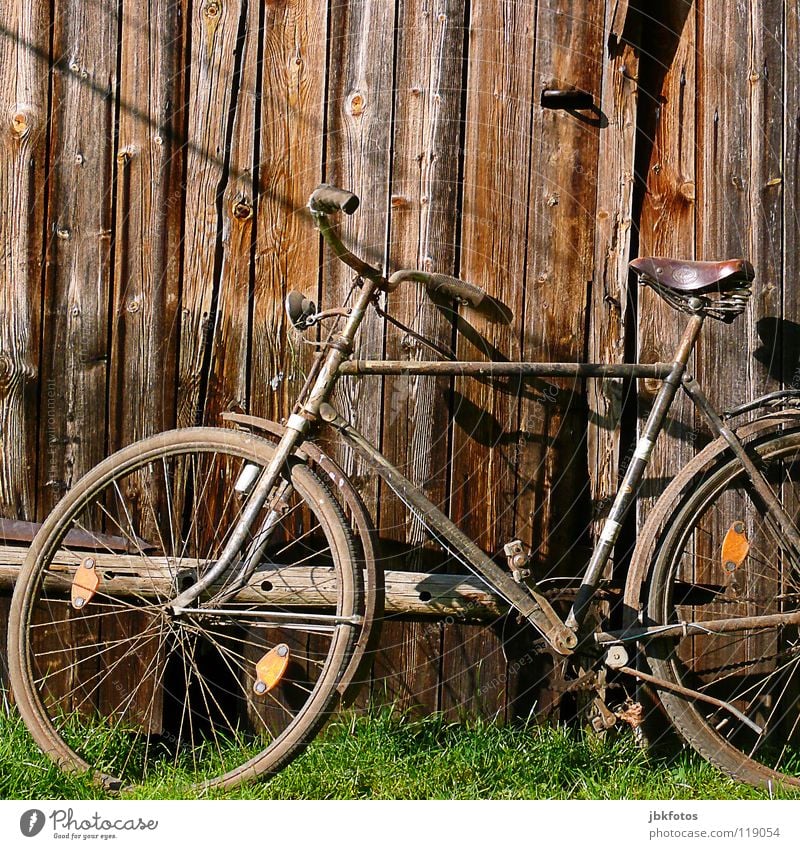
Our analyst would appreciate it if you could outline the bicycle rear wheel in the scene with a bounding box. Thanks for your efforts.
[645,428,800,788]
[9,428,363,791]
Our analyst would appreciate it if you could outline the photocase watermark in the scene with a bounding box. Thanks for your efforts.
[20,810,45,838]
[18,808,159,840]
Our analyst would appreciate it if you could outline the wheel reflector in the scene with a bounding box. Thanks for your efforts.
[254,643,290,695]
[71,557,100,609]
[721,521,749,572]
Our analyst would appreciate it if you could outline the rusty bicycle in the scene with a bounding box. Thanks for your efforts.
[8,185,800,793]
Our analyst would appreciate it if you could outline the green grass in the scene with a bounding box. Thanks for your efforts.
[1,700,796,800]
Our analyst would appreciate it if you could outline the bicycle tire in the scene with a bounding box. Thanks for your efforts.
[8,427,363,792]
[645,427,800,788]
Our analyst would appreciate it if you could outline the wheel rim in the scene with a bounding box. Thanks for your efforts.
[15,432,358,790]
[650,435,800,785]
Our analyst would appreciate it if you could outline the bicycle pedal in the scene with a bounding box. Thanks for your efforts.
[254,644,290,695]
[71,557,100,610]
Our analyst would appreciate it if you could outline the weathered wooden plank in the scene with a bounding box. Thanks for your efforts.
[374,0,466,715]
[512,0,605,720]
[519,0,604,574]
[105,0,187,723]
[785,0,800,392]
[250,0,328,422]
[747,0,783,394]
[109,0,186,448]
[692,0,755,695]
[694,0,751,415]
[177,0,250,428]
[441,0,538,720]
[0,551,507,617]
[0,1,50,519]
[205,0,260,424]
[587,0,640,537]
[325,0,396,510]
[37,0,118,513]
[636,1,696,520]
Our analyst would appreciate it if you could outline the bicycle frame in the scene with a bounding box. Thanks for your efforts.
[171,202,800,662]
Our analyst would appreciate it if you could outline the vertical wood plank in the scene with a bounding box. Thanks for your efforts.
[0,1,50,519]
[205,0,260,423]
[587,1,640,538]
[372,0,467,716]
[325,0,396,511]
[512,0,605,719]
[104,0,186,720]
[250,0,328,421]
[694,0,751,415]
[747,0,783,396]
[441,0,538,720]
[37,0,118,514]
[636,1,696,520]
[110,0,186,448]
[520,0,604,575]
[785,0,800,388]
[178,0,250,428]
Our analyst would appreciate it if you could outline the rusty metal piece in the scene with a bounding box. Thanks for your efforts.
[597,607,800,644]
[0,518,154,553]
[615,698,645,729]
[504,539,531,582]
[721,521,749,572]
[254,644,290,695]
[590,696,617,732]
[71,557,100,609]
[618,665,762,734]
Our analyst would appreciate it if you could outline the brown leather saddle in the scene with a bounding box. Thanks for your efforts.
[629,257,755,294]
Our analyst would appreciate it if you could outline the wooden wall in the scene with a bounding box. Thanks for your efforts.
[0,0,795,720]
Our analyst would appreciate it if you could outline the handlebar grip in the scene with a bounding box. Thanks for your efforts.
[425,273,486,307]
[308,184,360,215]
[387,270,487,307]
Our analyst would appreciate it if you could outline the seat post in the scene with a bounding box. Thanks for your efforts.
[673,310,705,367]
[566,310,705,631]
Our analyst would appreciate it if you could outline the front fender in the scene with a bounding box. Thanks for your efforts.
[221,412,384,707]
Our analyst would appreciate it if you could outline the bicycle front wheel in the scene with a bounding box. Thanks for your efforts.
[646,428,800,788]
[8,428,363,792]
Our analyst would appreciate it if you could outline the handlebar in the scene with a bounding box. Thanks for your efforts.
[308,184,488,307]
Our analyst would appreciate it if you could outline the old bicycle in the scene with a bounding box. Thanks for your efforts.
[8,185,800,792]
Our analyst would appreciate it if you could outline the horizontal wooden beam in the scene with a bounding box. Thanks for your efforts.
[0,545,506,620]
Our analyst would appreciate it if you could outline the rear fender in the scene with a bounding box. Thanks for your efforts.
[624,410,800,625]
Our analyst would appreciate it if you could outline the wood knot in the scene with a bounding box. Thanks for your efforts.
[390,195,409,209]
[347,92,365,117]
[117,145,136,164]
[203,1,223,54]
[231,196,253,220]
[9,105,35,139]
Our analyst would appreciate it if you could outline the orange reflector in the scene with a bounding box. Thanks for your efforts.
[71,557,101,610]
[721,522,749,572]
[254,644,290,695]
